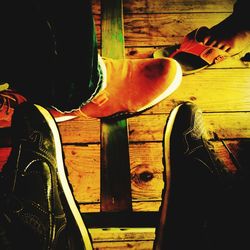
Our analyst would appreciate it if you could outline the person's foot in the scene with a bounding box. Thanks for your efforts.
[0,102,92,249]
[153,102,233,250]
[199,14,250,56]
[0,88,27,128]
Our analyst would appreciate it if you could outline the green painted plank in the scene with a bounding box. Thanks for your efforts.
[100,0,132,212]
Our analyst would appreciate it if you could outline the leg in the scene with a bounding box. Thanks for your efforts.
[1,0,183,120]
[0,0,99,111]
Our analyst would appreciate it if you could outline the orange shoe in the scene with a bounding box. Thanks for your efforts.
[79,57,182,119]
[0,88,27,128]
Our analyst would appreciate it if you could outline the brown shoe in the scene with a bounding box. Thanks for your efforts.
[79,57,182,119]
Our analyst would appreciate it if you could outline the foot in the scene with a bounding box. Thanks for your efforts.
[79,57,182,119]
[199,14,250,56]
[0,103,92,249]
[154,102,233,250]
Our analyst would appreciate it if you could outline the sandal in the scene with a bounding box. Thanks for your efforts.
[153,26,235,75]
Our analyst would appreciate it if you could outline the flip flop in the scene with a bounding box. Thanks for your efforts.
[153,26,231,75]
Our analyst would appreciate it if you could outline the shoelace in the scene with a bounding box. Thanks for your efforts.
[202,137,232,176]
[0,92,17,115]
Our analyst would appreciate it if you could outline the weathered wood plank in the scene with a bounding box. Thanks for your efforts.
[94,13,243,48]
[93,0,234,14]
[123,0,234,13]
[123,13,232,47]
[89,227,155,250]
[148,68,250,113]
[65,144,100,203]
[59,111,250,144]
[92,240,153,250]
[89,227,155,241]
[79,201,162,213]
[129,112,250,141]
[57,116,100,143]
[100,0,132,212]
[65,140,240,212]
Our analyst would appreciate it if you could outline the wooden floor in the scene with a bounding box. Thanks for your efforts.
[1,0,249,249]
[56,0,250,248]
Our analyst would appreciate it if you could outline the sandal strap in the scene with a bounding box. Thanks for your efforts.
[170,27,229,65]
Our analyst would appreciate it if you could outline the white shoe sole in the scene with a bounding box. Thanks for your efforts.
[34,104,93,250]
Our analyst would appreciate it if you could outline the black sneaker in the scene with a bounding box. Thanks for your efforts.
[153,102,232,250]
[0,103,93,250]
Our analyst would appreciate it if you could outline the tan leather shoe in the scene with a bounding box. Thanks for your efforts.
[80,57,182,119]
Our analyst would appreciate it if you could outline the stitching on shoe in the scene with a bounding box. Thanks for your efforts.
[91,90,109,106]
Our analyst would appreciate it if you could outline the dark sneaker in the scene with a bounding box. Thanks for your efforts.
[0,103,92,249]
[0,88,27,128]
[154,102,232,250]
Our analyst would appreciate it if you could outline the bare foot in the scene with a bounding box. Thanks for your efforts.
[201,14,250,55]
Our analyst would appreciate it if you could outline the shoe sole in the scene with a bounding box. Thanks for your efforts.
[153,103,182,250]
[34,104,93,250]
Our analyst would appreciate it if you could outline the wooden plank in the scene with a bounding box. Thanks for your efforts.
[129,112,250,141]
[89,227,155,241]
[59,111,250,144]
[89,227,154,250]
[93,13,240,48]
[100,0,132,212]
[58,116,100,143]
[92,240,153,250]
[148,68,250,113]
[123,0,234,13]
[123,13,232,47]
[65,140,240,212]
[79,201,162,213]
[93,0,234,14]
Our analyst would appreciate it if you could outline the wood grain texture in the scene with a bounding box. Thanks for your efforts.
[65,140,240,213]
[100,0,132,212]
[59,111,250,146]
[123,0,235,13]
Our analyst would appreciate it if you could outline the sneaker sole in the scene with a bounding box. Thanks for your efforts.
[34,104,93,250]
[154,103,182,250]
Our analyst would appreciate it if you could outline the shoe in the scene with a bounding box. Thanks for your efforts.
[45,57,182,121]
[0,103,93,250]
[153,26,250,75]
[0,88,27,128]
[153,102,232,250]
[79,57,182,119]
